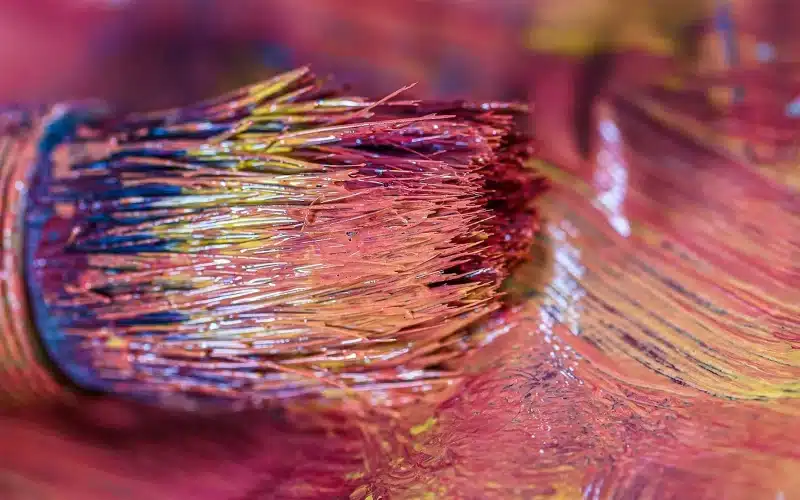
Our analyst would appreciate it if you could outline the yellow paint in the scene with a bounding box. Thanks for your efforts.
[106,336,126,349]
[410,416,437,436]
[349,485,370,500]
[527,0,712,56]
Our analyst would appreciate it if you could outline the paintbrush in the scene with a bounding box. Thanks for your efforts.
[0,67,545,411]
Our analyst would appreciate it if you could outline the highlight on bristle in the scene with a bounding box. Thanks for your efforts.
[26,67,545,409]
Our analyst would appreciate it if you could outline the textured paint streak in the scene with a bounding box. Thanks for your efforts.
[527,97,798,404]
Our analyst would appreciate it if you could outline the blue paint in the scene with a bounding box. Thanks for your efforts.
[100,184,183,199]
[118,312,189,326]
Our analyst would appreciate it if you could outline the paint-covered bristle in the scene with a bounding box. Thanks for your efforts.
[27,68,544,409]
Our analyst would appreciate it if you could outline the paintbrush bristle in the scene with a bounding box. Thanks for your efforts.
[26,67,544,410]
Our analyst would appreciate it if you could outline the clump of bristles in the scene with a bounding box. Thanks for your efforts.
[30,67,544,410]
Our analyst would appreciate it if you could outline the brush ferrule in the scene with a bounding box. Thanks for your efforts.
[0,108,65,404]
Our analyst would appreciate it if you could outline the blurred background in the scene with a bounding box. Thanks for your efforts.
[1,0,538,107]
[0,0,796,171]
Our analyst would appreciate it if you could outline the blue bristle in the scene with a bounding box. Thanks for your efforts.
[148,124,231,138]
[118,312,190,326]
[87,214,159,225]
[109,148,187,160]
[72,160,110,171]
[72,234,171,254]
[101,184,183,199]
